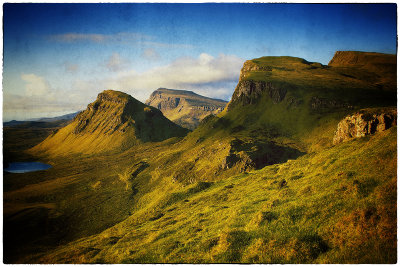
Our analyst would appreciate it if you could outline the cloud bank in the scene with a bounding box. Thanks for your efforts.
[105,53,244,101]
[4,53,243,121]
[48,32,152,43]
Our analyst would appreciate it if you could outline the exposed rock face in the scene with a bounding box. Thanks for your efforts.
[72,90,173,138]
[145,88,227,130]
[333,108,397,144]
[329,51,396,90]
[73,90,141,135]
[226,58,297,110]
[227,80,287,110]
[220,138,304,172]
[328,51,396,69]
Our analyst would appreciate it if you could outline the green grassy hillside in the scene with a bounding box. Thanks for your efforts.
[30,126,397,264]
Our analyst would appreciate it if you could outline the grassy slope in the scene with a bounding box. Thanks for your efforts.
[4,136,185,263]
[34,127,397,264]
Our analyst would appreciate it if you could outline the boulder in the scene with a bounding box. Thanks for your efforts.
[333,108,396,144]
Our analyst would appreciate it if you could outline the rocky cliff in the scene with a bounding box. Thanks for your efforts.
[31,90,188,155]
[145,88,227,130]
[226,52,396,113]
[333,107,397,144]
[329,51,396,90]
[328,51,396,70]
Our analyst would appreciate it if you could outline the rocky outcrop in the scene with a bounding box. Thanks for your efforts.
[333,108,397,144]
[146,88,227,130]
[227,80,287,110]
[239,61,273,79]
[220,138,304,171]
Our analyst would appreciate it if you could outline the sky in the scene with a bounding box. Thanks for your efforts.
[3,3,397,121]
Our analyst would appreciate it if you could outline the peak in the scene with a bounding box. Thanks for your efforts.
[31,90,188,155]
[252,56,309,64]
[97,90,133,102]
[146,88,228,130]
[154,88,197,96]
[249,56,313,68]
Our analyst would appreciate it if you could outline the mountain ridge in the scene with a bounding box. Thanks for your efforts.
[146,88,228,129]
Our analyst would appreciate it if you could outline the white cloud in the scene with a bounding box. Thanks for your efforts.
[3,92,84,121]
[3,53,244,121]
[142,41,194,49]
[48,32,195,52]
[48,32,152,43]
[106,53,130,72]
[141,48,161,61]
[64,62,79,73]
[104,53,244,101]
[21,73,53,97]
[3,74,88,121]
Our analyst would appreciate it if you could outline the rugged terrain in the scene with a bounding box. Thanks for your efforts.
[146,88,227,129]
[3,51,397,264]
[30,90,188,155]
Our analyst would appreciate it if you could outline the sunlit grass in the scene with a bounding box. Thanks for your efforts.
[29,127,396,264]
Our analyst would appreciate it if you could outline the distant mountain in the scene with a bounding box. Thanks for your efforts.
[145,88,228,130]
[35,111,80,122]
[30,90,189,155]
[4,112,80,127]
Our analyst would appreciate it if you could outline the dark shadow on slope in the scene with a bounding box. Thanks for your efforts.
[226,138,306,170]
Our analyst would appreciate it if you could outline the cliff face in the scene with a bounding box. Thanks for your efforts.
[227,80,287,110]
[145,88,227,130]
[328,51,396,69]
[329,51,396,90]
[226,52,396,113]
[333,107,397,144]
[31,90,188,155]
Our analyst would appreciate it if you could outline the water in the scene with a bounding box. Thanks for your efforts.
[4,162,52,173]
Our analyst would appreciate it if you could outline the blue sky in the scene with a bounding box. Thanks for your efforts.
[3,3,397,121]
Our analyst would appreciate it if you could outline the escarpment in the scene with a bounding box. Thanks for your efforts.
[146,88,227,130]
[328,51,396,70]
[226,52,396,114]
[227,80,287,109]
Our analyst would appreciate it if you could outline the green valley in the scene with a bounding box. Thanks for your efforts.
[3,51,397,264]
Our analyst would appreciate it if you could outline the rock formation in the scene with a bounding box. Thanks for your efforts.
[333,107,397,144]
[30,90,188,155]
[227,80,287,110]
[328,51,396,70]
[145,88,227,130]
[329,51,396,90]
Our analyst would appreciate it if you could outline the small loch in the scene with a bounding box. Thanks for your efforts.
[4,162,52,173]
